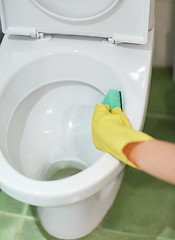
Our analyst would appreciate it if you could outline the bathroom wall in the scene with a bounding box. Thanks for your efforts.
[153,0,175,67]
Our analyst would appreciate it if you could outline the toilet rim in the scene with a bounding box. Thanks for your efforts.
[0,151,125,207]
[0,46,126,207]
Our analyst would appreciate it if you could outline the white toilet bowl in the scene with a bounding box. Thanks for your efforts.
[0,31,154,239]
[0,0,154,238]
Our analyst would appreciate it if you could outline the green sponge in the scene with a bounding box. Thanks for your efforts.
[102,89,122,112]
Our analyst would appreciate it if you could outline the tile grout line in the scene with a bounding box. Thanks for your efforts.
[101,227,154,239]
[101,227,175,240]
[14,204,29,240]
[0,210,23,218]
[0,209,38,220]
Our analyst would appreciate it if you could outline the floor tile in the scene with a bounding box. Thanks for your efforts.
[0,190,25,214]
[26,205,38,218]
[148,68,175,116]
[17,218,155,240]
[17,219,58,240]
[143,116,175,142]
[81,228,155,240]
[0,213,22,240]
[102,167,175,239]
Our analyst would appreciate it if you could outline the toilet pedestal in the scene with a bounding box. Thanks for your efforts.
[37,171,124,239]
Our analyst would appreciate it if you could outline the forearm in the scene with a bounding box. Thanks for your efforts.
[124,139,175,185]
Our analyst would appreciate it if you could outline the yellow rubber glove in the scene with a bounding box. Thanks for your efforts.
[91,103,153,169]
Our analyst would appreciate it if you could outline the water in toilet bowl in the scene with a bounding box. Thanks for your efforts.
[45,159,86,181]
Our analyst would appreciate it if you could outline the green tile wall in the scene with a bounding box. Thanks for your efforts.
[0,68,175,240]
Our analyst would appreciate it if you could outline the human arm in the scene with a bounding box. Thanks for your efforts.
[124,139,175,185]
[92,103,175,185]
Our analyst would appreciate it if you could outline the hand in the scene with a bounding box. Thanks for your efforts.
[91,104,153,168]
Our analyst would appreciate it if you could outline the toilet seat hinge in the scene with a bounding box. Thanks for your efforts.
[102,37,121,47]
[6,27,52,40]
[108,37,120,45]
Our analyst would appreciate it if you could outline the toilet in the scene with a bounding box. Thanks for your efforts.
[0,0,154,239]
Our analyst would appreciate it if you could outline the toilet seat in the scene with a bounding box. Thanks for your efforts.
[32,0,120,21]
[0,0,151,44]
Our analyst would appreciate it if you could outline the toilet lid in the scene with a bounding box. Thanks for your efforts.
[0,0,150,44]
[32,0,120,21]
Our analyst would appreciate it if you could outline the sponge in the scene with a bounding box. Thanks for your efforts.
[102,89,122,112]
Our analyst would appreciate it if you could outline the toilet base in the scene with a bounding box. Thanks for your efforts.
[37,170,124,239]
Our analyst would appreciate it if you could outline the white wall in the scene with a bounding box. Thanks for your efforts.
[153,0,175,67]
